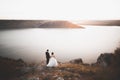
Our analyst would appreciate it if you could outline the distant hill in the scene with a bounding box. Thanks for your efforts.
[77,20,120,26]
[39,20,82,28]
[0,20,83,29]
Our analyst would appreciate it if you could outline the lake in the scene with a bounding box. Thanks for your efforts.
[0,26,120,63]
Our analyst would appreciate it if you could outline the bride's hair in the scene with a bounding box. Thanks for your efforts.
[51,52,54,55]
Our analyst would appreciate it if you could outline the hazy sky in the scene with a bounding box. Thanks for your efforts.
[0,0,120,20]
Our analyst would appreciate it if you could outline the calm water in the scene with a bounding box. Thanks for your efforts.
[0,26,120,63]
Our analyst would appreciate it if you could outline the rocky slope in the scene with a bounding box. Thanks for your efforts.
[0,47,120,80]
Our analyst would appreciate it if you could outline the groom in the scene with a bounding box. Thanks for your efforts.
[45,49,50,64]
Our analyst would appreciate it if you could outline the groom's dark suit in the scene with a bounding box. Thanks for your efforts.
[45,50,50,64]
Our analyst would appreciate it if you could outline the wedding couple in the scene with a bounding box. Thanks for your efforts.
[45,49,58,67]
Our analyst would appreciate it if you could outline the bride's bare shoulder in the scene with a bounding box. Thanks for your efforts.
[51,55,55,58]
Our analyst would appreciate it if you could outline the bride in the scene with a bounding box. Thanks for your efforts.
[47,52,58,67]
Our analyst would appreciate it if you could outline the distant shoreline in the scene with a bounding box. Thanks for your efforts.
[0,20,120,29]
[73,20,120,26]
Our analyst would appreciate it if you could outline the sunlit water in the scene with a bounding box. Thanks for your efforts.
[0,26,120,63]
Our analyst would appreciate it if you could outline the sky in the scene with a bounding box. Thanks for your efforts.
[0,0,120,20]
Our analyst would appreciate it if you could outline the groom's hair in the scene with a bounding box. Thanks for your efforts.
[47,49,49,51]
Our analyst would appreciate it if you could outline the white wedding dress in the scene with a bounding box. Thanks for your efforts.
[47,55,58,67]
